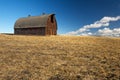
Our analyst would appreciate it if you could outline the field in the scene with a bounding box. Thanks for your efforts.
[0,34,120,80]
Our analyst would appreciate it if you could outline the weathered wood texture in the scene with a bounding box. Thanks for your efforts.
[14,14,57,35]
[46,15,57,35]
[14,27,45,35]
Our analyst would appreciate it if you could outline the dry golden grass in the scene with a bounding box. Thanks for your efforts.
[0,34,120,80]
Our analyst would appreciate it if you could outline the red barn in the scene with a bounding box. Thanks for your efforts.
[14,14,57,35]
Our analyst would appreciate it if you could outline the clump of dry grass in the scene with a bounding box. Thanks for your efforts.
[0,34,120,80]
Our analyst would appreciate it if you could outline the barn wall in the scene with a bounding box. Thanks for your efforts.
[14,27,45,35]
[46,15,57,35]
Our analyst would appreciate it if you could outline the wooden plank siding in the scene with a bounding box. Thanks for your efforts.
[14,27,45,35]
[14,14,57,36]
[46,15,57,35]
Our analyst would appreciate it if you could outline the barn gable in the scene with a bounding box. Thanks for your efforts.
[14,14,57,35]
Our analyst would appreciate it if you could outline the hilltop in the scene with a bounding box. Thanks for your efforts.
[0,34,120,80]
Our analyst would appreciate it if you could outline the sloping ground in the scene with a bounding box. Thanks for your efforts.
[0,34,120,80]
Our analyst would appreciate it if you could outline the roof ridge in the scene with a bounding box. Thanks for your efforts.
[17,14,54,20]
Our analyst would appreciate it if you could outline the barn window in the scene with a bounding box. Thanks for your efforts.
[51,15,54,23]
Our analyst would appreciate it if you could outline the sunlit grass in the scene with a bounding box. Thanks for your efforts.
[0,34,120,80]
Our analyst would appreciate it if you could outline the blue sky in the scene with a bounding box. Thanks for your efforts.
[0,0,120,36]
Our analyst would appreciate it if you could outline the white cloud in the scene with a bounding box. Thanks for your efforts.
[84,22,109,29]
[81,32,93,36]
[66,16,120,37]
[97,28,120,37]
[100,16,120,23]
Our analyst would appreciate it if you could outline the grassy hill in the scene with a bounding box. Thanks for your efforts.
[0,34,120,80]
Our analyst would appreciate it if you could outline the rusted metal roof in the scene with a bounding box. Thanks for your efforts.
[14,14,54,28]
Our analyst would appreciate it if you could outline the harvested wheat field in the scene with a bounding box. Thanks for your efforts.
[0,34,120,80]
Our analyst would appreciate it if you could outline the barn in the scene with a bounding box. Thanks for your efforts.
[14,14,57,35]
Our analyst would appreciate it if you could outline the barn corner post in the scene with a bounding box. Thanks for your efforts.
[14,13,57,36]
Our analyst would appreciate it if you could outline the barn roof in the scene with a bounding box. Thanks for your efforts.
[14,14,54,28]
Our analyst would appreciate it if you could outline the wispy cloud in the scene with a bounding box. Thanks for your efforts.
[97,28,120,37]
[66,16,120,37]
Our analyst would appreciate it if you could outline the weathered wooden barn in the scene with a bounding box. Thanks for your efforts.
[14,14,57,35]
